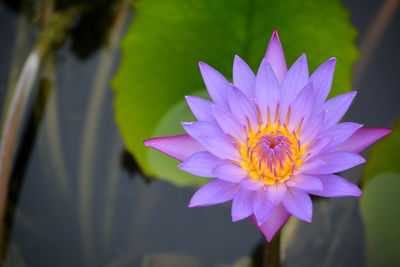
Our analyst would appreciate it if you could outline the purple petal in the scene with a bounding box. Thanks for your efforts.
[228,87,258,130]
[279,54,309,121]
[188,179,239,208]
[304,151,366,175]
[185,96,215,122]
[266,182,287,204]
[297,158,326,174]
[233,55,256,99]
[286,175,323,191]
[282,187,312,222]
[334,127,392,153]
[308,174,362,197]
[317,91,357,132]
[212,104,246,143]
[182,121,241,161]
[253,189,277,225]
[265,29,287,84]
[144,134,204,162]
[231,189,256,222]
[199,62,232,109]
[305,137,331,158]
[212,162,248,183]
[320,122,363,152]
[178,151,223,177]
[310,58,336,105]
[251,204,291,242]
[240,178,265,190]
[255,59,280,124]
[288,82,314,132]
[300,111,326,145]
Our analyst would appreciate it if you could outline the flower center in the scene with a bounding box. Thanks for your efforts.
[237,122,305,185]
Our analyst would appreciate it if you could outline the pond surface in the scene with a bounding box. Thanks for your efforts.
[0,0,399,266]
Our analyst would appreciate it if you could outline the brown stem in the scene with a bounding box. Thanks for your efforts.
[353,0,399,86]
[77,0,132,265]
[0,6,84,259]
[262,231,281,267]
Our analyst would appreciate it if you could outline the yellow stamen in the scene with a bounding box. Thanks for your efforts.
[236,107,307,185]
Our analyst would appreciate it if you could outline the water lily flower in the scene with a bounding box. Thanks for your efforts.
[144,29,391,241]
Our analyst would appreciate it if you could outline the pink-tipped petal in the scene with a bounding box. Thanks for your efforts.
[144,134,204,162]
[310,58,336,105]
[233,55,256,99]
[265,29,287,84]
[334,127,392,153]
[266,182,287,204]
[286,175,323,191]
[253,189,277,225]
[212,162,248,183]
[228,87,258,130]
[320,122,363,152]
[304,151,366,175]
[212,104,246,143]
[308,174,362,197]
[188,179,239,208]
[178,151,223,177]
[251,204,291,242]
[199,62,232,109]
[282,187,313,222]
[255,59,280,123]
[279,54,309,120]
[317,91,357,132]
[185,96,215,122]
[231,189,256,222]
[182,121,241,161]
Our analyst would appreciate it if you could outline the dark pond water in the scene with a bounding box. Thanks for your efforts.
[0,0,399,266]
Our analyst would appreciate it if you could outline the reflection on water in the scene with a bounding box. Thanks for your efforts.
[0,0,398,266]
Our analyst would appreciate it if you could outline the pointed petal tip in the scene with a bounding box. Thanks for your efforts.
[177,162,184,169]
[329,57,336,62]
[354,187,362,197]
[335,127,392,153]
[265,28,287,84]
[272,27,278,36]
[143,138,152,147]
[181,121,192,127]
[231,215,242,223]
[382,127,392,135]
[350,90,358,96]
[198,62,209,71]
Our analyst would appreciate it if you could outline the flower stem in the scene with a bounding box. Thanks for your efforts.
[262,231,281,267]
[0,6,84,260]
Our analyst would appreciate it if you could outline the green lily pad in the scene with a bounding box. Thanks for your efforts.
[112,0,359,186]
[360,173,400,267]
[363,120,400,187]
